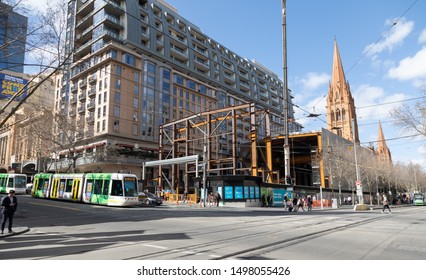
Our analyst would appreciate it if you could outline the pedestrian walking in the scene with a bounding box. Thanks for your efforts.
[297,197,305,212]
[307,196,313,211]
[283,194,288,210]
[214,191,221,207]
[1,189,18,234]
[292,197,298,212]
[382,194,391,213]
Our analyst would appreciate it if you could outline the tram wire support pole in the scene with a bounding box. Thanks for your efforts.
[352,118,363,205]
[282,0,290,181]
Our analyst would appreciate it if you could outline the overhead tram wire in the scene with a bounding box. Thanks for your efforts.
[297,0,419,116]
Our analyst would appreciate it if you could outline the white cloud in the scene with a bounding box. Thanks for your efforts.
[353,84,407,121]
[297,72,330,91]
[364,18,414,57]
[21,0,64,15]
[387,47,426,81]
[419,29,426,44]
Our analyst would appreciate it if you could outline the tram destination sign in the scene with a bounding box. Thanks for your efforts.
[0,73,28,101]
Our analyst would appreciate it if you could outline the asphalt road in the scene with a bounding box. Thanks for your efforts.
[1,195,425,260]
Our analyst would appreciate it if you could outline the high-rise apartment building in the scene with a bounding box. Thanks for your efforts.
[54,0,301,175]
[0,1,28,73]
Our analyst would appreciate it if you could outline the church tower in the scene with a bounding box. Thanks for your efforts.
[376,121,392,162]
[326,40,359,143]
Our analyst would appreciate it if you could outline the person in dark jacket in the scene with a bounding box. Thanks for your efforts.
[1,189,18,234]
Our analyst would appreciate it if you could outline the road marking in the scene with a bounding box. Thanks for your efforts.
[143,244,168,250]
[28,202,82,211]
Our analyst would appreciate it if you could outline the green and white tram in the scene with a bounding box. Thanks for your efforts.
[0,173,27,195]
[413,193,424,206]
[32,173,139,206]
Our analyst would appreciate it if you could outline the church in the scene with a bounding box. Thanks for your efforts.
[326,40,392,161]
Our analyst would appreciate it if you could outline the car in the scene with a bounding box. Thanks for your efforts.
[25,183,33,194]
[138,192,162,206]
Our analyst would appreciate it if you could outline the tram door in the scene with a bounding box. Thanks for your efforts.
[72,179,81,201]
[90,179,110,205]
[51,178,60,198]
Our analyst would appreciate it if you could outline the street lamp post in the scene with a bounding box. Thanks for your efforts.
[282,0,290,180]
[352,118,363,205]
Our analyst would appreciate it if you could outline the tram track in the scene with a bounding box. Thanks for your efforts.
[213,211,411,260]
[121,212,391,260]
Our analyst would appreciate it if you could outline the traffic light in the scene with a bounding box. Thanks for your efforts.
[286,175,292,185]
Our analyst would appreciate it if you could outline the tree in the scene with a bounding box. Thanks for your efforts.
[390,86,426,137]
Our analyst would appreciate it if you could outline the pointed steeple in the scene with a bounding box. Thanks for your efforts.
[376,120,392,162]
[326,40,359,143]
[331,40,347,94]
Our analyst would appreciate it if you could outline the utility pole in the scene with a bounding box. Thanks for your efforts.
[282,0,290,181]
[352,118,363,205]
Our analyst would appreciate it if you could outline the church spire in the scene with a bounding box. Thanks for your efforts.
[331,39,347,94]
[326,40,359,143]
[376,120,392,162]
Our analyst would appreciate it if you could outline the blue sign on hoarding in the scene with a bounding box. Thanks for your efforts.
[0,73,27,101]
[235,186,243,199]
[224,186,233,199]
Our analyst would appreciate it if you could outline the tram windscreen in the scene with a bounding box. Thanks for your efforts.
[15,176,26,189]
[123,177,137,197]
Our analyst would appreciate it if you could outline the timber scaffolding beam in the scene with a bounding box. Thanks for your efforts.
[156,103,278,192]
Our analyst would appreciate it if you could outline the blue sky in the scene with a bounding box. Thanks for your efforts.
[22,0,426,167]
[162,0,426,167]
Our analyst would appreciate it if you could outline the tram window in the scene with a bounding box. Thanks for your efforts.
[102,180,110,196]
[0,178,5,187]
[66,179,73,192]
[124,178,137,196]
[111,180,123,196]
[59,179,66,192]
[94,180,103,195]
[8,178,14,188]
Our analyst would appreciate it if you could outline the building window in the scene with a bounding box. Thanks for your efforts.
[114,120,119,132]
[114,92,120,103]
[103,105,107,117]
[116,79,121,89]
[102,120,106,131]
[132,124,138,135]
[134,98,139,108]
[134,84,139,95]
[116,65,121,76]
[114,105,120,117]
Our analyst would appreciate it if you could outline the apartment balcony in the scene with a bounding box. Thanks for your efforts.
[88,75,97,84]
[76,0,94,17]
[259,90,268,99]
[194,57,210,72]
[104,14,124,30]
[104,0,124,15]
[69,108,76,116]
[239,79,251,91]
[78,93,86,101]
[71,85,78,92]
[86,115,95,124]
[170,44,188,61]
[223,71,236,84]
[75,26,93,44]
[78,105,86,114]
[70,95,77,104]
[88,87,96,97]
[87,100,96,111]
[79,80,87,88]
[76,11,94,31]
